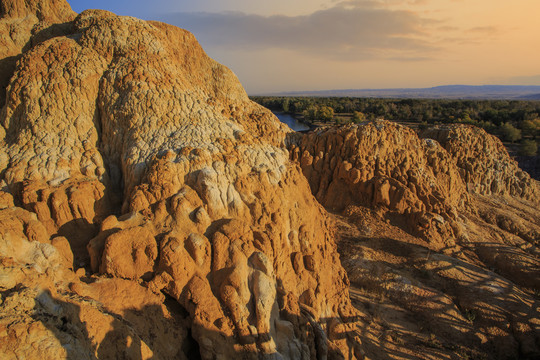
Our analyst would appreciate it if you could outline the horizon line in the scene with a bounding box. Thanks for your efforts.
[249,84,540,97]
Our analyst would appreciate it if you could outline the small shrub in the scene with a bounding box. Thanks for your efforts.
[464,309,477,322]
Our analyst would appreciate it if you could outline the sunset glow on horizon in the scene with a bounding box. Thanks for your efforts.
[68,0,540,94]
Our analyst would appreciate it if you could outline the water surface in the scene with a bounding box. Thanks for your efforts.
[273,112,310,131]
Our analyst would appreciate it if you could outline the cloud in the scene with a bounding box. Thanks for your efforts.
[159,1,438,61]
[465,26,499,35]
[467,26,495,33]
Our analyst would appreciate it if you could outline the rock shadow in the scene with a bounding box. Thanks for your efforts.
[31,289,97,359]
[32,288,197,359]
[56,218,99,268]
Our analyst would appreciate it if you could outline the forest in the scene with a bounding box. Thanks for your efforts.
[251,96,540,156]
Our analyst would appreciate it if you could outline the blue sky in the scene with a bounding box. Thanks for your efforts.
[67,0,540,94]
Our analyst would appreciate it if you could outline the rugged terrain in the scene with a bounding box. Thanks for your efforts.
[291,122,539,359]
[0,0,539,359]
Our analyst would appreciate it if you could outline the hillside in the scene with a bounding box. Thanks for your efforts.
[0,1,539,359]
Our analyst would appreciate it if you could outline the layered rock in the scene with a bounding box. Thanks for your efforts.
[0,1,361,359]
[337,206,540,359]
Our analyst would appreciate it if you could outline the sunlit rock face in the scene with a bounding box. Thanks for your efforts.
[0,0,362,359]
[419,124,539,201]
[292,121,540,359]
[2,0,539,359]
[290,121,470,249]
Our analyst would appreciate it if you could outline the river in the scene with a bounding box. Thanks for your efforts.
[273,112,310,131]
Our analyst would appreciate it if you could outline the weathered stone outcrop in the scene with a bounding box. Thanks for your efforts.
[0,0,76,107]
[420,124,539,201]
[0,216,190,359]
[2,0,539,359]
[15,178,114,268]
[1,0,75,20]
[291,121,468,213]
[0,1,360,359]
[290,121,469,246]
[290,121,540,358]
[337,206,540,360]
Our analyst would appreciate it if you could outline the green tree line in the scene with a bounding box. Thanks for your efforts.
[251,96,540,156]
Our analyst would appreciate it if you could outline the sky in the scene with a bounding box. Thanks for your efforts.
[67,0,540,94]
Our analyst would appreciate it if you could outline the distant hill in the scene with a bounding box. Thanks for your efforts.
[270,85,540,100]
[519,93,540,100]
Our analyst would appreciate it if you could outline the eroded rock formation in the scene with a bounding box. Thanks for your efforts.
[290,121,470,249]
[1,0,539,359]
[0,1,360,359]
[420,124,539,200]
[292,121,540,359]
[0,0,76,107]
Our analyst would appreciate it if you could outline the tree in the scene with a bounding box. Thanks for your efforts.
[461,110,472,123]
[302,106,318,121]
[521,118,540,138]
[499,122,521,143]
[282,98,290,112]
[318,106,334,122]
[352,111,366,123]
[519,140,538,156]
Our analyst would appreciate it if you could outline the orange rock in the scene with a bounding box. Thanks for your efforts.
[291,121,469,247]
[0,191,13,209]
[420,124,539,201]
[100,226,158,280]
[0,0,360,358]
[51,236,74,269]
[3,0,537,359]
